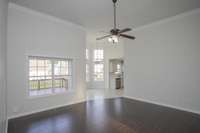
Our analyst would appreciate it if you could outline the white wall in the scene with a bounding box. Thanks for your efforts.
[86,38,124,89]
[124,9,200,114]
[7,4,86,118]
[0,0,8,132]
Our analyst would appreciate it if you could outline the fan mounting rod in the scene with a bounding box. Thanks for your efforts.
[113,0,118,29]
[112,0,117,3]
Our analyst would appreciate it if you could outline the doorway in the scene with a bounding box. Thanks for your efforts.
[109,59,124,90]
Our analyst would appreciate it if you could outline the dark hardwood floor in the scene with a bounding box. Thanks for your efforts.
[8,98,200,133]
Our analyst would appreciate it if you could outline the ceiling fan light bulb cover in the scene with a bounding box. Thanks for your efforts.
[108,35,119,43]
[113,35,119,42]
[108,37,113,42]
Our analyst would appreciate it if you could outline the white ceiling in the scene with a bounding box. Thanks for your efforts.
[10,0,200,32]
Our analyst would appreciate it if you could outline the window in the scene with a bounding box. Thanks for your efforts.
[86,49,90,82]
[29,56,72,97]
[94,49,104,61]
[93,49,104,81]
[116,64,121,73]
[94,63,104,81]
[86,64,90,82]
[86,49,89,60]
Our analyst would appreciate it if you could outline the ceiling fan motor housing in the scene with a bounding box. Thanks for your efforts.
[110,29,120,35]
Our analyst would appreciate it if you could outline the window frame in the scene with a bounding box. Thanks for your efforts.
[27,56,74,98]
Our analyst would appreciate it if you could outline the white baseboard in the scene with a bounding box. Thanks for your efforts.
[8,99,86,120]
[123,96,200,115]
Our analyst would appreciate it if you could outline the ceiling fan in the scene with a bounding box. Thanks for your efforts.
[96,0,135,43]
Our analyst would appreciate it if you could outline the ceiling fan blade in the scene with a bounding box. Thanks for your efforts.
[119,28,132,34]
[120,34,135,40]
[96,35,112,40]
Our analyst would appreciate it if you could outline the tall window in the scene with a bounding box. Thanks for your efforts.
[29,56,72,97]
[93,49,104,81]
[86,49,89,60]
[86,49,90,82]
[94,63,104,81]
[94,49,104,61]
[86,64,90,82]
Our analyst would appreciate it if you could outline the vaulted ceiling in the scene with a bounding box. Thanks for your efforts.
[10,0,200,31]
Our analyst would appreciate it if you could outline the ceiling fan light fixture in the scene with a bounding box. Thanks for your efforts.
[108,35,119,43]
[96,0,135,42]
[108,37,113,42]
